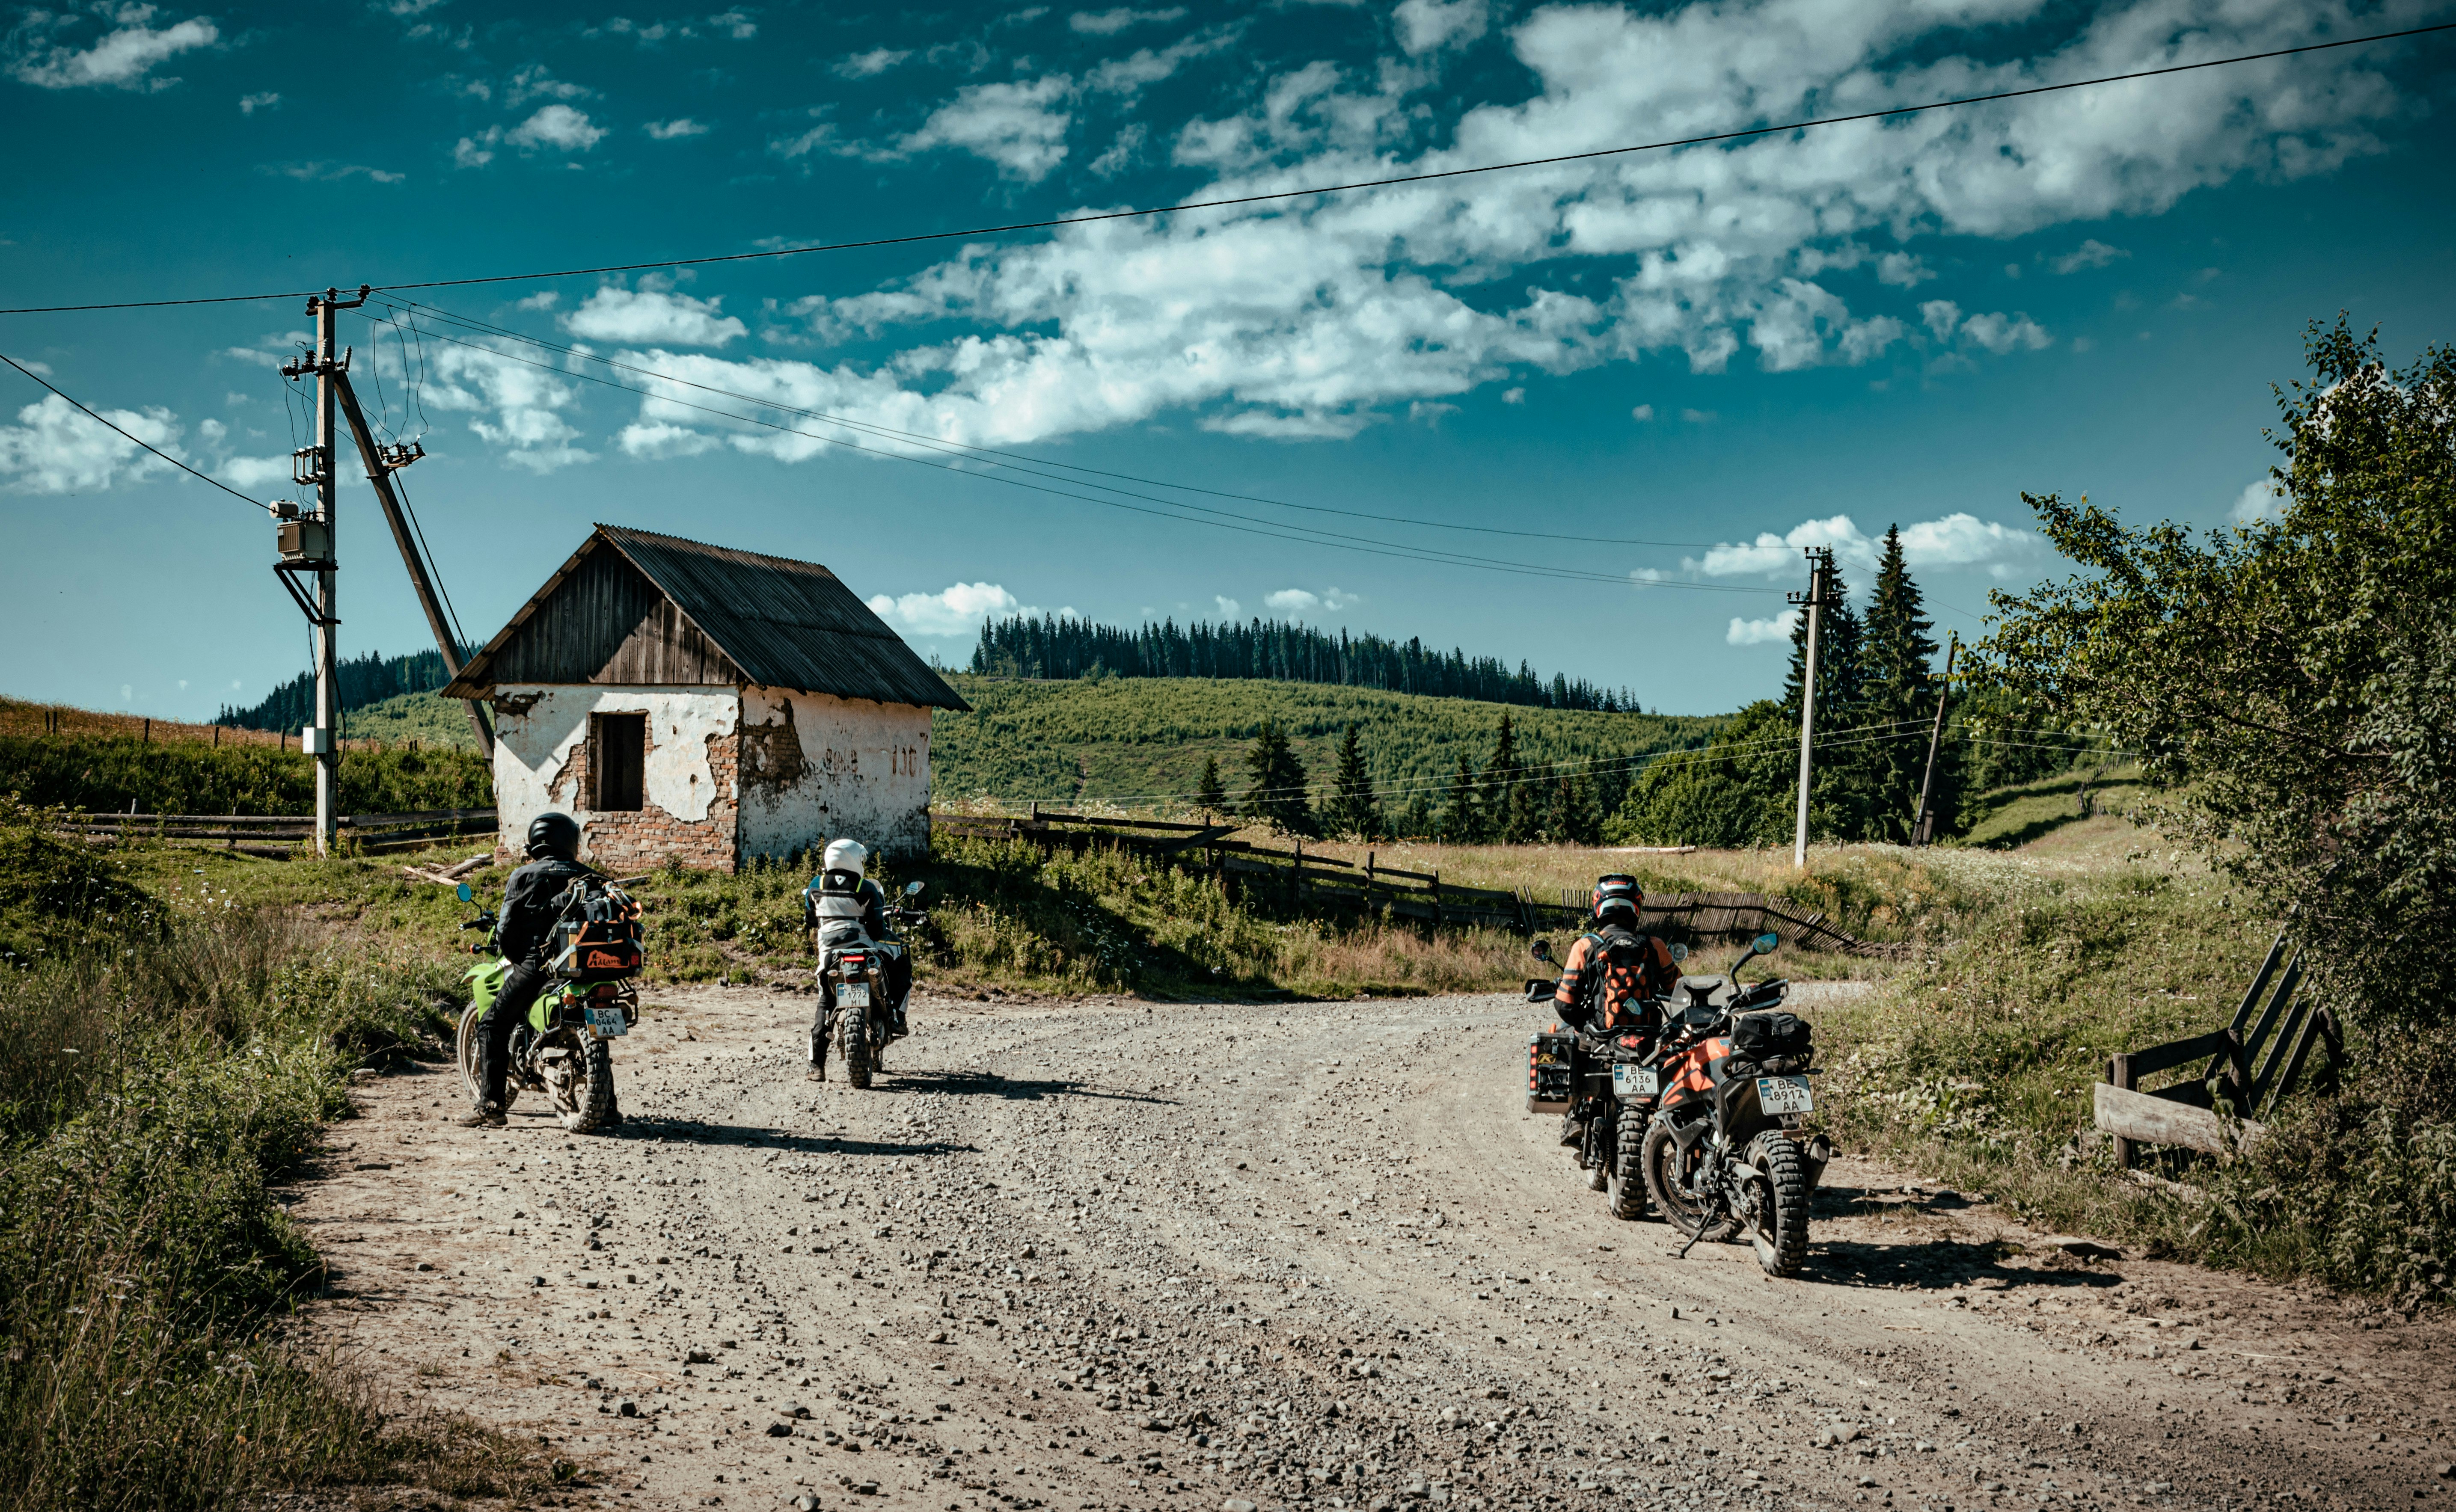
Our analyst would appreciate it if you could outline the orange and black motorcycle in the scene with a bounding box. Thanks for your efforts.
[1639,931,1834,1278]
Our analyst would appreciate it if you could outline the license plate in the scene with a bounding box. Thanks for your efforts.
[1757,1075,1814,1115]
[585,1006,629,1038]
[838,982,872,1008]
[1612,1064,1659,1098]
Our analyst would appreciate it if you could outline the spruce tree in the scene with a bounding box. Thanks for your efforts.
[1239,719,1316,836]
[1194,753,1229,818]
[1440,752,1482,842]
[1488,712,1542,843]
[1320,724,1380,839]
[1862,525,1942,841]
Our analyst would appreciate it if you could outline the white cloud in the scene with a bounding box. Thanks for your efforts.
[508,104,606,152]
[615,421,721,459]
[453,126,501,168]
[416,343,591,472]
[1874,252,1932,288]
[2053,238,2129,273]
[2231,477,2287,524]
[0,394,179,494]
[1958,311,2052,354]
[217,454,293,489]
[238,91,279,113]
[1501,386,1525,405]
[1689,512,2033,579]
[1726,609,1799,646]
[505,64,591,107]
[835,47,910,78]
[1070,7,1185,34]
[1214,595,1242,620]
[865,582,1025,637]
[902,77,1073,179]
[1263,588,1320,614]
[708,9,755,40]
[9,8,217,90]
[563,288,747,347]
[1394,0,1486,55]
[645,117,708,139]
[1629,403,1653,421]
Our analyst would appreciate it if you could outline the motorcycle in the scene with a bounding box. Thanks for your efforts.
[1523,936,1689,1219]
[1638,931,1833,1278]
[451,879,641,1134]
[813,880,927,1090]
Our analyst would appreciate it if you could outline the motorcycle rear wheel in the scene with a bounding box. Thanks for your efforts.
[1609,1111,1651,1220]
[552,1035,618,1133]
[455,1002,521,1113]
[1642,1121,1738,1243]
[843,1008,873,1089]
[1743,1132,1812,1278]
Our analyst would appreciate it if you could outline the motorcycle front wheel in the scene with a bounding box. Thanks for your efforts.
[842,1007,873,1089]
[455,1002,522,1113]
[1642,1121,1738,1243]
[1743,1132,1812,1278]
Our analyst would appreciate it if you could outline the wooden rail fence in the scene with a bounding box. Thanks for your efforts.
[2095,929,2342,1167]
[60,806,497,859]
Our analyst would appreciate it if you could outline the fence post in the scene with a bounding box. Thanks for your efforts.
[2107,1052,2134,1171]
[1291,837,1303,909]
[1365,851,1375,909]
[1431,870,1443,928]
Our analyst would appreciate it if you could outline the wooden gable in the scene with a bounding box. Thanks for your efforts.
[462,541,742,689]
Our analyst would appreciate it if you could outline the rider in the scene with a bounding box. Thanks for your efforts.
[803,838,912,1080]
[457,812,618,1129]
[1553,874,1680,1039]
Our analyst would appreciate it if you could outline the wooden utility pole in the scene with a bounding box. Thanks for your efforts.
[1789,548,1834,869]
[1909,632,1958,846]
[330,358,496,756]
[301,289,364,855]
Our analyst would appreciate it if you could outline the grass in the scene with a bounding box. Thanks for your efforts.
[0,728,491,817]
[0,801,547,1509]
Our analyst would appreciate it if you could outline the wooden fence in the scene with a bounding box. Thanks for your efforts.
[61,806,497,860]
[931,810,1896,950]
[2095,929,2342,1167]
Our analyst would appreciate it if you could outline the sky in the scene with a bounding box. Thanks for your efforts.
[2,0,2452,721]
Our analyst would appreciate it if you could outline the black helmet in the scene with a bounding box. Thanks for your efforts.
[526,811,581,860]
[1593,873,1642,925]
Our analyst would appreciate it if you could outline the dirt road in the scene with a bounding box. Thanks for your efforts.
[290,986,2453,1512]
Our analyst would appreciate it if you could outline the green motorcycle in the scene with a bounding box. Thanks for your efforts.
[451,880,640,1134]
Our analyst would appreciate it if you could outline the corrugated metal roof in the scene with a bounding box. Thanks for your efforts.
[443,525,969,710]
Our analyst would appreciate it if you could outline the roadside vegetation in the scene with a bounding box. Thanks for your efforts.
[0,724,490,816]
[0,800,543,1509]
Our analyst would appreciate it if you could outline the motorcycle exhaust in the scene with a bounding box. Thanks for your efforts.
[1802,1132,1834,1191]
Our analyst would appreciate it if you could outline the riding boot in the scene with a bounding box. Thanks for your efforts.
[808,1002,830,1081]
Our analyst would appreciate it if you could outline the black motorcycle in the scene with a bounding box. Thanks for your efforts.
[1523,937,1689,1219]
[813,881,927,1089]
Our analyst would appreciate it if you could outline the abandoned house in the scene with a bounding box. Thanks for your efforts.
[440,524,968,873]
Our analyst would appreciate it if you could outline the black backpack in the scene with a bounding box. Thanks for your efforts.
[1732,1011,1812,1068]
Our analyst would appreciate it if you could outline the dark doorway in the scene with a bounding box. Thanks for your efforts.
[591,712,647,812]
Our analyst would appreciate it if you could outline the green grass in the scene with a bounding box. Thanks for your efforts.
[341,688,490,749]
[1954,764,2148,850]
[0,730,491,816]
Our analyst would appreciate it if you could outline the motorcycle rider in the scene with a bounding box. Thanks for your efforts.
[803,838,912,1081]
[457,812,620,1129]
[1551,875,1680,1150]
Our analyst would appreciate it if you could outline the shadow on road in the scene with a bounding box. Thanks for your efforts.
[885,1068,1177,1106]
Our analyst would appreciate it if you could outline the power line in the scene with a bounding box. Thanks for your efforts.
[0,352,271,512]
[3,22,2447,318]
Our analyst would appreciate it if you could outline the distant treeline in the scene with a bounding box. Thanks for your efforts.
[971,615,1643,712]
[219,649,449,731]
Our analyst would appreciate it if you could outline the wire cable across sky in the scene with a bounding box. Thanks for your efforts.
[0,22,2447,317]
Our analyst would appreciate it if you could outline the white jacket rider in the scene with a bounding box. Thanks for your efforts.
[805,839,912,1076]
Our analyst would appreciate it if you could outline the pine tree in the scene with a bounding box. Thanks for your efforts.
[1487,712,1542,843]
[1240,718,1316,836]
[1398,786,1435,840]
[1781,555,1877,840]
[1440,752,1482,842]
[1319,724,1381,840]
[1194,753,1229,818]
[1862,525,1942,842]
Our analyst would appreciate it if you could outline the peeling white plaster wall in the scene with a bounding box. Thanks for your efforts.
[736,686,933,863]
[490,685,737,857]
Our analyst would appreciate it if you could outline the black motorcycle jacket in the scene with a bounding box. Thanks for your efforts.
[495,855,594,969]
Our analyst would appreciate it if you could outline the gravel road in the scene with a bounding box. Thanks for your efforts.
[290,985,2455,1512]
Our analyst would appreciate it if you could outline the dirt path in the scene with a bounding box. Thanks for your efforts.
[288,985,2453,1512]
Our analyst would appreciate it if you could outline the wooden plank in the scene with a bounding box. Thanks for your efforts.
[2238,954,2302,1067]
[2260,1007,2326,1119]
[2227,931,2292,1040]
[2125,1027,2236,1080]
[339,806,498,825]
[1029,812,1226,834]
[2108,1052,2135,1171]
[2094,1081,2265,1157]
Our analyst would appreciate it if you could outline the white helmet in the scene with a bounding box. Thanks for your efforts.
[823,838,868,876]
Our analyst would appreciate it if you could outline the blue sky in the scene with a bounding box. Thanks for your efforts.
[3,0,2452,721]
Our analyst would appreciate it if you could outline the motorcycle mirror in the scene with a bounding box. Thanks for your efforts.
[1755,931,1780,954]
[905,881,924,897]
[1669,943,1689,963]
[455,883,473,903]
[1530,939,1553,963]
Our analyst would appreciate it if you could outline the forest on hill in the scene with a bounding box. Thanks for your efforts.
[218,649,452,732]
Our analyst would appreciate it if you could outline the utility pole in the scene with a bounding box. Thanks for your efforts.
[280,287,365,857]
[1790,548,1834,870]
[1910,632,1958,847]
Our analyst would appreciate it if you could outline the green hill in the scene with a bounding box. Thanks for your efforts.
[930,674,1722,812]
[342,679,1723,812]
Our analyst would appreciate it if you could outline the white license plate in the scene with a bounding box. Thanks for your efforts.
[1612,1064,1659,1098]
[1757,1075,1814,1115]
[838,981,872,1008]
[585,1006,629,1038]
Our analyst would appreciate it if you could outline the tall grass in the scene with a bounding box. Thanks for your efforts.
[0,889,542,1508]
[0,732,491,817]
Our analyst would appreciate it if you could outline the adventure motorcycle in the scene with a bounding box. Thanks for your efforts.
[452,878,641,1134]
[1639,931,1833,1278]
[1523,936,1689,1220]
[813,881,927,1090]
